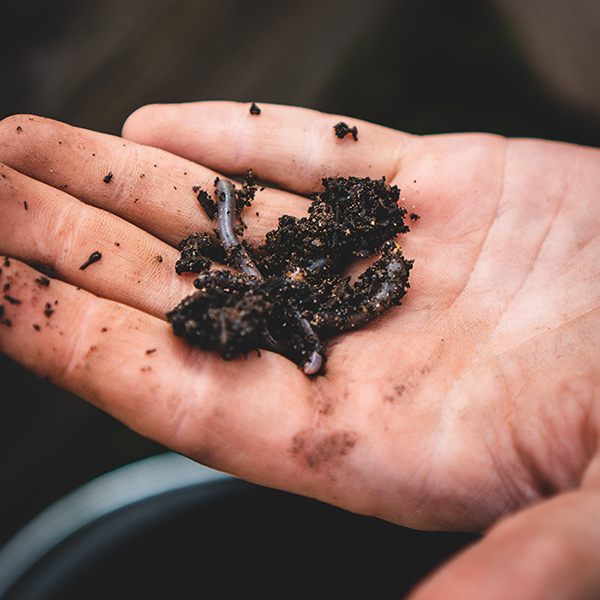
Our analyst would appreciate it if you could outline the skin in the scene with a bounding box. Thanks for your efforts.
[1,101,600,598]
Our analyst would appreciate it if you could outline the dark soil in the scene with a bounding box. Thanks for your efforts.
[168,173,412,374]
[79,251,102,271]
[333,122,358,140]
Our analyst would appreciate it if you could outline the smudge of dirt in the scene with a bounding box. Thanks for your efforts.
[28,262,56,278]
[384,383,406,403]
[0,304,11,327]
[291,429,357,471]
[35,275,50,287]
[82,345,100,372]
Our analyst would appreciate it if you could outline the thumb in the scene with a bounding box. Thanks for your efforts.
[408,487,600,600]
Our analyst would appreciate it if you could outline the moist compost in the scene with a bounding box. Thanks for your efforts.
[168,173,412,374]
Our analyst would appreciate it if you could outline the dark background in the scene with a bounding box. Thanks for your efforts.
[1,0,600,577]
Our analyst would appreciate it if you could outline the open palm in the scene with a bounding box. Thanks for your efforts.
[2,102,600,599]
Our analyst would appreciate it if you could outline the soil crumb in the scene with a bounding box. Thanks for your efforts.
[79,251,102,270]
[249,103,261,115]
[333,122,358,141]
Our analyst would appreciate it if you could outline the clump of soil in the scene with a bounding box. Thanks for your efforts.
[168,173,412,374]
[333,122,358,140]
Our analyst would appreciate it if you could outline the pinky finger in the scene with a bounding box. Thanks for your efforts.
[0,255,198,440]
[0,257,318,497]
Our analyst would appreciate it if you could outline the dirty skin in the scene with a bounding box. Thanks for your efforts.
[168,172,413,375]
[0,258,56,330]
[291,429,358,471]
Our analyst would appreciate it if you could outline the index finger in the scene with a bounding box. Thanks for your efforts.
[122,101,415,194]
[0,114,309,248]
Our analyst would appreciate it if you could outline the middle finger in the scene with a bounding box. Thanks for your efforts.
[0,162,195,318]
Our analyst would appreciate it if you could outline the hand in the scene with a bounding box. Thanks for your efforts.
[2,103,600,599]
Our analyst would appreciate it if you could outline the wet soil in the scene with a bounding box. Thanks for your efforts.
[168,173,412,374]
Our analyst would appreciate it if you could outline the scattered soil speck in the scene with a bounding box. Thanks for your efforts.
[24,201,28,210]
[410,213,420,221]
[249,102,261,115]
[3,295,21,305]
[145,348,157,355]
[103,172,113,184]
[35,275,50,287]
[79,251,102,270]
[16,126,22,132]
[44,303,54,318]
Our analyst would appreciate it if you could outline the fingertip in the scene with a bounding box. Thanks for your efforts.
[121,103,165,144]
[119,101,410,195]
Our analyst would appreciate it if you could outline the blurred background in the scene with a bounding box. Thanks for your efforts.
[2,0,600,588]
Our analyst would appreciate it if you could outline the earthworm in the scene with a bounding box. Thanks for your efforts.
[215,179,262,278]
[329,241,411,331]
[302,350,323,375]
[215,178,324,374]
[305,257,329,272]
[297,316,323,375]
